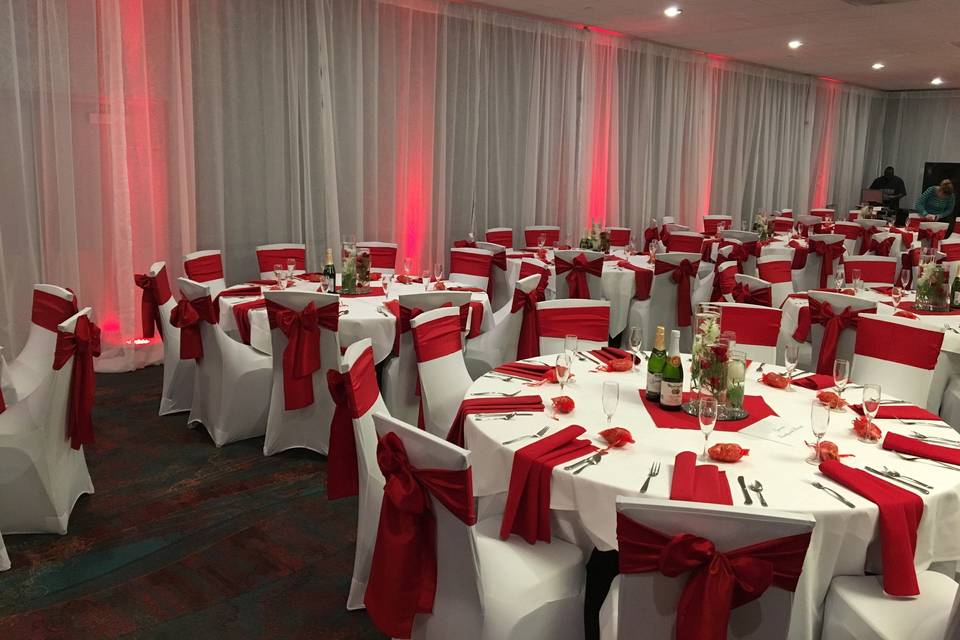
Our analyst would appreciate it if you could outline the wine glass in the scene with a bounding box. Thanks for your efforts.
[860,384,882,443]
[834,269,845,291]
[556,353,572,393]
[698,391,719,461]
[626,236,637,256]
[381,273,392,297]
[851,268,863,291]
[273,263,285,289]
[807,399,831,464]
[433,262,443,285]
[602,381,619,427]
[628,326,643,370]
[833,358,850,401]
[890,286,903,309]
[538,234,547,250]
[899,267,910,291]
[403,257,413,277]
[421,270,431,291]
[287,257,297,284]
[784,344,800,391]
[564,334,579,357]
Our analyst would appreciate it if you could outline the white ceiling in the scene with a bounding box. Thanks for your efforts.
[473,0,960,90]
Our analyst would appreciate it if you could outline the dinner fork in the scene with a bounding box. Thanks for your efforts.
[502,426,550,445]
[755,362,766,375]
[895,416,952,428]
[470,390,522,397]
[474,412,533,421]
[894,452,960,470]
[911,431,960,446]
[881,466,934,489]
[640,461,660,493]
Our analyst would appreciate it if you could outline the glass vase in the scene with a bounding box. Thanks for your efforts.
[690,304,721,397]
[914,250,948,312]
[726,350,747,419]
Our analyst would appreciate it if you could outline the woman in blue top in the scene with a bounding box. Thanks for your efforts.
[915,179,956,219]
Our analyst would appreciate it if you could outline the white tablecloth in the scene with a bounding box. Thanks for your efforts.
[463,355,960,640]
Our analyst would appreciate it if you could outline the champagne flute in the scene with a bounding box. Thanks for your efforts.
[287,257,297,284]
[564,334,579,357]
[851,268,863,292]
[601,381,619,427]
[381,273,392,297]
[538,234,547,251]
[421,270,431,291]
[403,257,413,277]
[834,269,845,291]
[784,344,800,391]
[861,384,882,442]
[833,358,850,401]
[433,262,443,286]
[899,267,910,291]
[890,286,903,309]
[556,353,572,394]
[628,325,643,370]
[273,263,284,289]
[807,399,831,464]
[698,391,719,461]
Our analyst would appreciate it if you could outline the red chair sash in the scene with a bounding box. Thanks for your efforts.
[362,246,397,270]
[856,317,942,370]
[0,388,5,415]
[365,432,476,638]
[52,315,102,450]
[325,346,380,500]
[731,283,772,307]
[607,228,631,245]
[266,300,339,411]
[787,241,808,270]
[31,290,79,333]
[757,260,791,285]
[512,288,542,360]
[256,248,306,274]
[490,251,507,271]
[900,248,921,289]
[184,254,224,282]
[519,261,550,299]
[869,236,895,257]
[919,227,946,249]
[169,295,219,360]
[721,305,780,347]
[453,239,477,248]
[450,250,492,279]
[554,253,603,299]
[809,240,845,288]
[618,261,653,300]
[232,298,267,344]
[809,298,863,375]
[858,226,882,255]
[655,259,698,327]
[668,234,704,254]
[485,229,513,248]
[643,226,660,252]
[524,228,560,248]
[711,264,738,302]
[134,267,172,339]
[537,305,608,342]
[412,314,463,363]
[940,243,960,262]
[617,512,811,640]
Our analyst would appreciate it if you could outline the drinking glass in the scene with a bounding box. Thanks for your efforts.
[273,263,285,289]
[538,234,547,250]
[807,399,831,464]
[861,384,882,442]
[421,270,431,291]
[287,257,297,284]
[380,273,391,297]
[403,257,413,277]
[564,334,579,356]
[628,325,643,370]
[851,268,863,291]
[627,236,637,256]
[698,391,719,461]
[899,267,910,291]
[891,286,903,309]
[833,358,850,400]
[556,353,572,393]
[433,262,443,284]
[467,231,475,243]
[784,344,800,391]
[834,269,845,291]
[602,381,620,427]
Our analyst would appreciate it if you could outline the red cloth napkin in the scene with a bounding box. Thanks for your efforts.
[639,391,777,432]
[590,346,632,363]
[295,272,326,282]
[446,395,545,448]
[338,286,385,298]
[669,451,733,505]
[883,431,960,465]
[393,275,423,284]
[819,460,924,596]
[850,403,940,421]
[447,285,485,293]
[493,362,552,381]
[500,425,597,544]
[246,279,278,286]
[872,286,894,295]
[232,298,267,344]
[791,374,836,390]
[603,255,620,261]
[216,285,263,300]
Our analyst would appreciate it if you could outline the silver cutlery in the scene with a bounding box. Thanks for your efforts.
[737,475,753,505]
[881,466,934,489]
[572,351,588,362]
[911,431,960,446]
[502,426,550,445]
[377,307,392,317]
[894,452,960,470]
[812,481,856,508]
[581,351,604,366]
[573,454,604,474]
[474,412,534,421]
[755,363,765,374]
[470,390,522,397]
[748,480,768,507]
[339,309,349,316]
[894,417,952,428]
[640,461,660,493]
[864,466,931,494]
[564,452,602,472]
[487,373,522,382]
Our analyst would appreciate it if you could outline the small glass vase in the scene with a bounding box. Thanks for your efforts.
[914,251,949,312]
[726,350,747,419]
[690,304,721,397]
[341,242,358,294]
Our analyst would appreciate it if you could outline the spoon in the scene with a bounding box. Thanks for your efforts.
[748,480,768,507]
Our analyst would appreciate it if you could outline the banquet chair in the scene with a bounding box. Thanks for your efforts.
[703,215,733,236]
[0,346,12,410]
[851,315,944,410]
[772,216,795,233]
[796,215,821,237]
[262,290,341,456]
[536,299,610,355]
[0,532,8,571]
[599,496,814,640]
[338,339,388,611]
[717,303,782,362]
[524,225,560,249]
[842,256,898,287]
[711,260,739,302]
[449,247,494,291]
[939,239,960,284]
[778,208,794,218]
[756,255,794,308]
[411,307,473,439]
[0,303,95,534]
[605,227,631,248]
[808,291,877,376]
[822,572,959,640]
[906,213,927,231]
[918,221,949,251]
[518,257,552,301]
[853,218,890,254]
[381,292,472,425]
[646,252,702,351]
[368,413,585,640]
[803,234,845,291]
[485,227,514,250]
[665,231,704,255]
[721,230,761,274]
[356,241,398,276]
[176,278,272,447]
[135,261,194,415]
[732,274,773,307]
[256,243,306,279]
[865,231,901,258]
[475,241,510,311]
[718,238,756,276]
[183,249,227,299]
[834,222,862,256]
[464,275,542,378]
[553,250,603,300]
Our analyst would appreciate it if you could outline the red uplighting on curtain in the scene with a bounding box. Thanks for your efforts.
[812,83,840,208]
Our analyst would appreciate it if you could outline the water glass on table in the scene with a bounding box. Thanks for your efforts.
[421,270,431,291]
[273,263,287,290]
[602,381,619,427]
[834,270,845,291]
[899,267,911,291]
[628,325,643,370]
[287,258,297,285]
[833,358,850,399]
[433,262,443,286]
[851,268,863,292]
[564,334,578,357]
[860,384,881,443]
[698,391,718,461]
[784,344,800,391]
[890,286,903,309]
[556,353,572,393]
[403,257,413,277]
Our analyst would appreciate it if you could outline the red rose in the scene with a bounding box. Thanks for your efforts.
[551,395,575,414]
[599,427,634,448]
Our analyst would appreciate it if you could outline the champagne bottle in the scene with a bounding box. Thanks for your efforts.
[322,248,337,292]
[646,326,666,402]
[952,275,960,310]
[659,330,684,411]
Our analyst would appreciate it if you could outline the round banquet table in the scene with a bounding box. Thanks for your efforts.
[462,355,960,639]
[217,279,494,363]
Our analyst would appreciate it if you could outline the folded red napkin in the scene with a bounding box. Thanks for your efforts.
[639,391,777,432]
[295,272,326,282]
[232,298,267,344]
[446,395,545,448]
[872,286,893,295]
[246,279,278,286]
[500,426,597,544]
[603,255,620,261]
[506,252,536,259]
[850,403,940,421]
[216,285,263,300]
[882,431,960,465]
[791,374,835,390]
[819,460,923,596]
[590,346,632,364]
[338,286,385,298]
[670,451,733,505]
[447,285,485,293]
[493,362,552,381]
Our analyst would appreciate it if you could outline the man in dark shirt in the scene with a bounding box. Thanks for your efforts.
[869,166,907,212]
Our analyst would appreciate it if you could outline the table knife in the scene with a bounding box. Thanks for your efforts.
[737,475,753,505]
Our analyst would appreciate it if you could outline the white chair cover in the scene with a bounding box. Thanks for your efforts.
[147,261,194,415]
[255,242,307,279]
[485,227,514,250]
[802,234,845,292]
[808,291,876,375]
[183,249,227,299]
[411,307,473,439]
[865,231,902,258]
[703,215,733,235]
[918,221,950,251]
[553,249,603,300]
[464,275,541,378]
[536,299,610,354]
[833,222,862,256]
[0,531,8,571]
[756,255,794,308]
[475,241,510,311]
[0,346,15,410]
[523,225,561,249]
[646,252,702,351]
[852,218,890,254]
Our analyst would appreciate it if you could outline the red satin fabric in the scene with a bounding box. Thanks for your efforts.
[809,298,863,375]
[855,316,942,369]
[772,217,794,232]
[365,433,476,638]
[184,254,224,282]
[266,300,339,410]
[655,259,698,327]
[512,287,542,360]
[0,388,5,415]
[667,234,705,254]
[720,241,750,265]
[757,259,792,284]
[485,229,514,249]
[446,395,545,448]
[809,240,845,288]
[607,228,631,245]
[519,260,550,299]
[256,247,306,274]
[52,315,102,450]
[721,305,780,347]
[325,346,379,500]
[31,290,79,333]
[643,226,660,252]
[844,260,896,285]
[858,226,882,255]
[411,314,463,363]
[616,511,812,640]
[554,253,603,299]
[869,236,895,256]
[940,242,960,262]
[703,218,728,235]
[537,305,609,342]
[919,227,946,249]
[133,267,172,339]
[731,283,772,307]
[524,228,560,248]
[490,251,507,271]
[617,261,653,300]
[169,295,219,360]
[450,249,492,278]
[453,239,477,248]
[360,246,398,270]
[232,298,267,344]
[788,241,808,270]
[711,263,738,302]
[701,238,719,263]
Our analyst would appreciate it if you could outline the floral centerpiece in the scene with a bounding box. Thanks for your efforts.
[341,240,365,294]
[690,308,721,395]
[579,222,603,251]
[752,211,770,241]
[915,253,949,312]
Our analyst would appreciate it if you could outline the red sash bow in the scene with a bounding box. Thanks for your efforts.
[554,252,603,299]
[267,300,339,410]
[618,261,653,300]
[133,268,172,339]
[643,226,660,252]
[809,298,862,375]
[365,433,476,638]
[731,283,772,307]
[617,512,811,640]
[169,295,219,360]
[711,264,738,302]
[809,240,845,288]
[325,346,380,500]
[512,287,542,360]
[655,259,698,327]
[858,226,881,255]
[53,315,102,450]
[787,241,808,270]
[721,242,750,265]
[919,227,946,249]
[870,236,895,256]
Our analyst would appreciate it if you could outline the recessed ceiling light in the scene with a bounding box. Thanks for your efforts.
[872,62,885,70]
[664,6,682,17]
[931,77,944,85]
[788,40,803,49]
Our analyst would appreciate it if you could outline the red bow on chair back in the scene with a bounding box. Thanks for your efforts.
[169,295,219,360]
[655,259,698,327]
[919,227,946,250]
[512,287,542,360]
[644,226,661,252]
[858,227,881,255]
[787,241,808,270]
[808,240,845,288]
[31,290,79,333]
[411,313,463,364]
[720,241,750,266]
[364,432,476,638]
[731,283,772,307]
[266,300,339,411]
[870,236,895,257]
[325,346,380,500]
[134,267,172,339]
[617,512,811,640]
[809,298,862,375]
[53,315,102,450]
[555,253,603,299]
[711,264,738,302]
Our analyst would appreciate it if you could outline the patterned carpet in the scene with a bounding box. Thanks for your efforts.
[0,366,385,639]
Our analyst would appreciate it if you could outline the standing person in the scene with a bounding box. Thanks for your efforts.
[915,179,957,219]
[869,166,907,212]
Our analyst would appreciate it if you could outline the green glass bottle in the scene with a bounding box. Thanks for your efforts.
[659,329,684,411]
[322,248,337,293]
[646,326,666,402]
[951,275,960,310]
